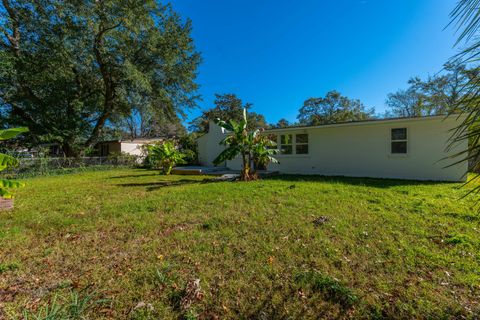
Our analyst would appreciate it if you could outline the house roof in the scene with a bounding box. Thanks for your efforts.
[265,114,462,132]
[99,137,167,144]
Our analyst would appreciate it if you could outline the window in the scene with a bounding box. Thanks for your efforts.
[295,134,309,154]
[391,128,407,154]
[280,134,292,154]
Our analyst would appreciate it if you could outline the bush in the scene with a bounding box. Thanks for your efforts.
[143,140,186,174]
[178,134,198,165]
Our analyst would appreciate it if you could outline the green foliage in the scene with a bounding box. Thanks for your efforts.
[0,1,200,156]
[445,234,475,246]
[190,93,267,133]
[0,127,28,198]
[107,152,140,167]
[270,118,291,128]
[177,134,198,165]
[297,90,375,126]
[386,63,470,117]
[447,1,480,196]
[20,289,107,320]
[144,141,186,175]
[0,262,19,273]
[213,109,278,180]
[252,133,278,170]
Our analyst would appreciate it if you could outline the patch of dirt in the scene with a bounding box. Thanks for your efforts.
[313,216,330,227]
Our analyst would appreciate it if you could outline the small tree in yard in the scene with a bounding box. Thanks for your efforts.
[0,127,28,207]
[145,141,186,175]
[213,109,278,181]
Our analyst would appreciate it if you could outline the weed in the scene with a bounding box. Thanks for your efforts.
[294,271,359,308]
[19,289,107,320]
[445,234,474,246]
[0,262,19,273]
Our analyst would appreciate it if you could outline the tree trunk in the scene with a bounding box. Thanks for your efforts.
[240,152,256,181]
[62,142,80,158]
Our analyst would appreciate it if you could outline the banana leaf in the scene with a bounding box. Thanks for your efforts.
[0,127,29,141]
[0,153,19,171]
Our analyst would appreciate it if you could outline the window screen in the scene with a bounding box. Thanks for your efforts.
[391,128,407,154]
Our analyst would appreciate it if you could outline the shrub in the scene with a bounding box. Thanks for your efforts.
[144,141,186,174]
[0,127,29,198]
[107,151,140,167]
[178,134,199,165]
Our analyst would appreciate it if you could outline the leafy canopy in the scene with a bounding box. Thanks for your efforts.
[190,94,267,133]
[297,91,375,126]
[386,63,471,117]
[0,0,200,156]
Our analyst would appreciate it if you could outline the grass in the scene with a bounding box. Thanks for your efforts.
[0,168,479,319]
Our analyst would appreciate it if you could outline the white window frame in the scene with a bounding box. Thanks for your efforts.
[295,133,309,155]
[390,127,408,156]
[274,132,310,157]
[279,134,293,155]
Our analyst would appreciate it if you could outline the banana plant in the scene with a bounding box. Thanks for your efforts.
[0,127,29,198]
[252,131,279,171]
[213,109,278,181]
[146,141,186,175]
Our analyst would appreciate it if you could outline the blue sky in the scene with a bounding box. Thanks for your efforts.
[171,0,460,125]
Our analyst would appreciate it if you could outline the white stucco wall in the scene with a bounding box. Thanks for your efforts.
[206,116,467,181]
[120,143,145,156]
[196,121,227,166]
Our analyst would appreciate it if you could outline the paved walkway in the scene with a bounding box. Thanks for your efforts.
[171,166,278,178]
[171,166,239,175]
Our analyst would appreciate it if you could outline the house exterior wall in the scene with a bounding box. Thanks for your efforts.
[120,142,144,156]
[218,116,468,182]
[197,121,227,166]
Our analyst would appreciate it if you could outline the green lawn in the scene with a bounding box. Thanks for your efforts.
[1,169,479,319]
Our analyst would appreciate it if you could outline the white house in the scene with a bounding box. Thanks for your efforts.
[96,138,166,157]
[197,115,468,182]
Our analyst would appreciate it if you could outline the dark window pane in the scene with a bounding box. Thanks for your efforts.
[266,134,277,149]
[296,134,308,144]
[391,128,407,140]
[391,141,407,154]
[280,134,292,144]
[281,145,293,154]
[296,144,308,154]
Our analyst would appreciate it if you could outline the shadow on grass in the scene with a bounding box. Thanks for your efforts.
[239,284,354,319]
[108,172,160,179]
[116,178,218,191]
[263,174,457,188]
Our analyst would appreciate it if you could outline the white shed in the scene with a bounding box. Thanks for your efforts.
[197,116,468,181]
[97,138,166,157]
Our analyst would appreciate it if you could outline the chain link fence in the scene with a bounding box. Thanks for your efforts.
[1,155,144,178]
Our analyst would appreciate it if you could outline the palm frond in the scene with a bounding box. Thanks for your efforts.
[0,153,20,171]
[450,0,480,45]
[213,146,241,165]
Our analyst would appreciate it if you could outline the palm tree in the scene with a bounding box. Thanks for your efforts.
[213,109,278,181]
[448,1,480,176]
